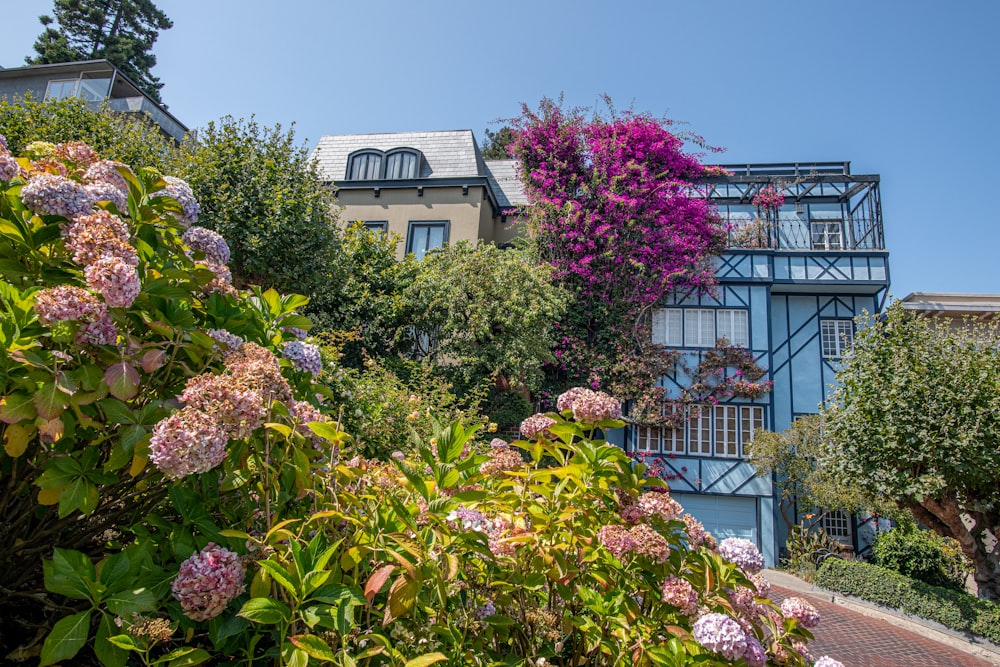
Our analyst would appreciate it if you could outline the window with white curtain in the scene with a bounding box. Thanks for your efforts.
[651,307,749,348]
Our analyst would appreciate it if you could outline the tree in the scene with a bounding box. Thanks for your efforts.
[28,0,173,102]
[746,414,895,530]
[480,126,516,160]
[399,242,567,393]
[822,303,1000,600]
[170,117,341,313]
[509,98,725,406]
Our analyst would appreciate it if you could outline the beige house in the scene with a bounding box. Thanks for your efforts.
[309,130,525,258]
[900,292,1000,330]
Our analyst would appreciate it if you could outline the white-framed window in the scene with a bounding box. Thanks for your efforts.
[651,307,749,348]
[820,319,854,358]
[811,221,843,250]
[45,79,78,101]
[822,511,852,540]
[406,221,449,260]
[651,308,683,346]
[633,404,764,458]
[685,309,716,347]
[717,309,749,347]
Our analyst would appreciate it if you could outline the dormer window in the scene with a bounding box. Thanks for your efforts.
[346,148,423,180]
[347,151,383,180]
[385,149,420,179]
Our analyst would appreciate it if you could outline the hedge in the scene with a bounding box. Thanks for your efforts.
[815,558,1000,645]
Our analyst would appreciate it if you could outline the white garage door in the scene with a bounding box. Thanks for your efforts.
[673,493,758,546]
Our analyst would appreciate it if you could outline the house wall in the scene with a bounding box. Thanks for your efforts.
[337,185,490,258]
[0,73,51,100]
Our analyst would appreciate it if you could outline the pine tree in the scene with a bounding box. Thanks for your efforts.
[28,0,173,103]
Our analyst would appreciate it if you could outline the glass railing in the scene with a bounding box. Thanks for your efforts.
[100,97,187,142]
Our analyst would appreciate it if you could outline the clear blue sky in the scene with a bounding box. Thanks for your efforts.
[3,0,998,300]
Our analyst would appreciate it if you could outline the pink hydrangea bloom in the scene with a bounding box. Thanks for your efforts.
[182,226,231,265]
[637,491,683,522]
[161,175,200,224]
[171,543,245,621]
[225,342,293,405]
[481,446,524,476]
[628,523,670,562]
[53,141,98,168]
[149,406,229,479]
[597,524,634,559]
[691,613,750,661]
[520,413,556,439]
[179,373,265,440]
[0,133,8,154]
[781,596,821,628]
[718,537,764,573]
[660,576,698,616]
[76,313,117,346]
[21,173,94,217]
[33,285,106,326]
[556,386,589,412]
[570,389,622,423]
[83,159,130,192]
[282,340,322,377]
[63,210,135,266]
[0,153,20,182]
[682,513,714,549]
[743,636,767,667]
[85,255,140,308]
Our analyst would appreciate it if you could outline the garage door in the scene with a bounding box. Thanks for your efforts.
[672,493,758,546]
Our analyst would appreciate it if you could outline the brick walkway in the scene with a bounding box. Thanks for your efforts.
[769,584,997,667]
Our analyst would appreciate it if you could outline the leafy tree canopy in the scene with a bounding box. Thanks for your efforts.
[170,116,341,305]
[480,126,516,160]
[399,241,568,394]
[28,0,173,102]
[822,303,1000,600]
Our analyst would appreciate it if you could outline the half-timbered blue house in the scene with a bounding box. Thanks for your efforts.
[618,162,889,565]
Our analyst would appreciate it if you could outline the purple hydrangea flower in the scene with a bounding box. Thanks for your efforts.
[21,173,94,217]
[569,388,622,423]
[718,537,764,574]
[83,159,130,192]
[814,657,845,667]
[149,407,229,479]
[0,153,20,182]
[282,340,322,377]
[182,226,231,265]
[161,175,200,224]
[691,613,750,661]
[781,596,821,628]
[171,543,246,621]
[743,636,767,667]
[84,182,128,212]
[208,328,244,350]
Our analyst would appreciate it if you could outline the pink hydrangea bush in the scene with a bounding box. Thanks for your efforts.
[171,543,246,621]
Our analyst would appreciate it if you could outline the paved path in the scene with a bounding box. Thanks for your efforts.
[766,578,998,667]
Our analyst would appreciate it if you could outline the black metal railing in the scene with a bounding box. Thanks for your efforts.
[723,216,884,251]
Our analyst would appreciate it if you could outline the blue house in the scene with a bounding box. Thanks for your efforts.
[621,162,889,566]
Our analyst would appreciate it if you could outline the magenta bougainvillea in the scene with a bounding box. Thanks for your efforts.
[510,99,726,405]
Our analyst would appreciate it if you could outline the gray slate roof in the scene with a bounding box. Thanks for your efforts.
[484,160,528,207]
[310,130,485,183]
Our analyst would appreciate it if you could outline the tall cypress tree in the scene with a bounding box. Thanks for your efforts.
[28,0,173,103]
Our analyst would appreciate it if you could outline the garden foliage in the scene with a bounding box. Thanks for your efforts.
[0,140,838,666]
[871,527,971,591]
[815,559,1000,645]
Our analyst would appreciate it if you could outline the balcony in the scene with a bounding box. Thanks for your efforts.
[101,97,188,143]
[699,162,885,252]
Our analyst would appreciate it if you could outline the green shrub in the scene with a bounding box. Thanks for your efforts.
[782,523,842,582]
[871,527,968,590]
[485,388,534,430]
[815,558,1000,645]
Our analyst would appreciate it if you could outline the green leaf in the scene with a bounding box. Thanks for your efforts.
[104,586,158,615]
[106,633,139,651]
[98,552,131,588]
[238,597,291,625]
[44,548,95,600]
[306,421,345,444]
[39,610,91,666]
[95,616,129,667]
[257,559,299,597]
[289,634,337,662]
[285,647,309,667]
[59,476,99,517]
[34,381,69,420]
[404,653,449,667]
[160,648,211,667]
[0,392,37,424]
[104,363,140,401]
[99,398,136,425]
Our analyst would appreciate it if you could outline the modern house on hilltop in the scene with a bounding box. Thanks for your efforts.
[0,59,188,143]
[312,131,891,565]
